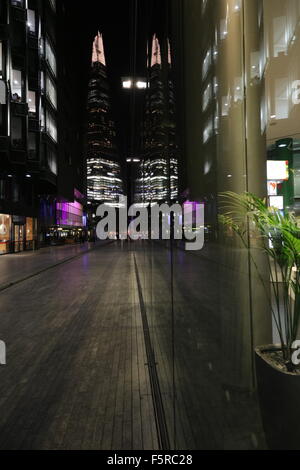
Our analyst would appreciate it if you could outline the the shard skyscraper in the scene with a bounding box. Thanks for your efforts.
[86,32,123,224]
[135,34,179,204]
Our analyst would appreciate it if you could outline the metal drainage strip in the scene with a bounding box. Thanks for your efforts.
[133,254,170,451]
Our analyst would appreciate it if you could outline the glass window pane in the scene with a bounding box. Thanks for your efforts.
[11,0,24,7]
[46,111,57,142]
[40,104,45,131]
[0,214,11,255]
[28,90,36,115]
[27,9,36,34]
[46,74,57,109]
[47,148,57,175]
[11,69,22,101]
[45,39,56,76]
[0,41,3,78]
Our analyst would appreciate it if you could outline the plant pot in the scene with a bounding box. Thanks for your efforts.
[255,346,300,450]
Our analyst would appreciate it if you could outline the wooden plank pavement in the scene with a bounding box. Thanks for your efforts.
[0,245,159,450]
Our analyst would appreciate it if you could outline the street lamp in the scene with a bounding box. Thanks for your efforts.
[122,77,147,90]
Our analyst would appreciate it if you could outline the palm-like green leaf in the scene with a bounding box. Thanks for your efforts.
[219,191,300,368]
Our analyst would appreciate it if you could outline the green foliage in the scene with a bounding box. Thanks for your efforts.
[219,192,300,369]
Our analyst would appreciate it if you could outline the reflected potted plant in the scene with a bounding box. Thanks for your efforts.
[219,192,300,450]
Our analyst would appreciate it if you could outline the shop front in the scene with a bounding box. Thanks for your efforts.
[0,214,11,255]
[0,214,37,255]
[47,226,86,245]
[43,199,87,245]
[267,138,300,218]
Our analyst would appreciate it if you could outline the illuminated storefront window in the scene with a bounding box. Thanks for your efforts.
[25,217,37,250]
[0,214,11,255]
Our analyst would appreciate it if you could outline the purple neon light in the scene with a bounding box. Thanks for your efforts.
[56,201,84,227]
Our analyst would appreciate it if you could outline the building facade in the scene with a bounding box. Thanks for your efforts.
[264,0,300,216]
[0,0,86,254]
[86,32,123,233]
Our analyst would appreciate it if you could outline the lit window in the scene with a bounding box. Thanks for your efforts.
[234,77,243,102]
[213,77,218,97]
[203,119,213,143]
[0,41,3,78]
[275,78,289,119]
[222,96,230,116]
[45,38,56,76]
[214,101,219,132]
[46,74,57,109]
[27,10,36,34]
[203,83,212,111]
[233,1,241,13]
[47,148,57,175]
[294,160,300,198]
[251,51,260,79]
[11,69,22,101]
[220,19,228,40]
[11,0,24,7]
[40,71,45,92]
[40,105,45,131]
[46,111,57,142]
[0,80,6,105]
[202,49,211,80]
[28,90,36,116]
[39,38,45,57]
[273,16,288,57]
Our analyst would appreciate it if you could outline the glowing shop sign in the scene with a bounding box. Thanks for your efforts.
[267,161,289,181]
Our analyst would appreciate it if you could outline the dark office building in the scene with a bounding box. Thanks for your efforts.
[0,0,86,254]
[135,33,179,204]
[86,32,123,230]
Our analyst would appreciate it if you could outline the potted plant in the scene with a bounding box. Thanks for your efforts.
[219,192,300,450]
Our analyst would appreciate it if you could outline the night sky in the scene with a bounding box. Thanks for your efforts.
[61,0,168,163]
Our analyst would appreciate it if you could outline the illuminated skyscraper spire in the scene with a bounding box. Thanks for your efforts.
[92,31,106,66]
[151,34,161,67]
